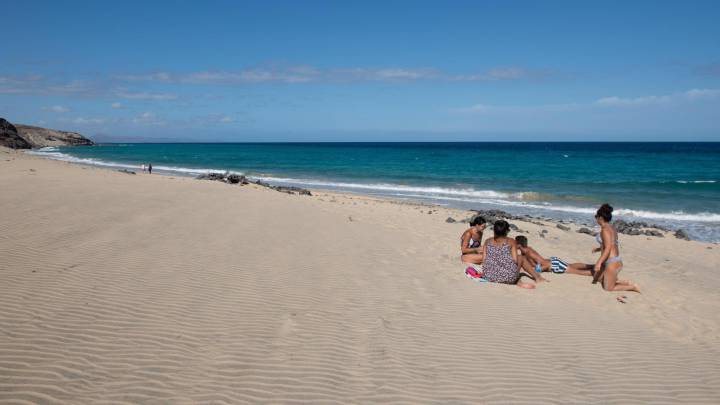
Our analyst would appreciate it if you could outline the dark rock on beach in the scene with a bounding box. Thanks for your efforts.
[577,227,597,236]
[226,174,248,184]
[674,229,690,240]
[196,172,228,181]
[556,224,571,231]
[0,118,33,149]
[472,209,524,223]
[268,185,312,196]
[445,217,456,223]
[644,229,664,237]
[117,169,136,175]
[196,172,311,195]
[612,219,670,238]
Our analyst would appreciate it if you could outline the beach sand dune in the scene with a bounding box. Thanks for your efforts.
[1,149,719,403]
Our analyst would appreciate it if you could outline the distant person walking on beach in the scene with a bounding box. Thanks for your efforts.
[460,215,486,265]
[141,164,146,173]
[591,204,640,293]
[148,163,152,174]
[480,220,546,288]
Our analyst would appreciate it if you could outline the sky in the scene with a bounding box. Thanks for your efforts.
[1,0,719,142]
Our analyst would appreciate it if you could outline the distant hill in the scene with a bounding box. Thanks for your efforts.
[0,118,94,149]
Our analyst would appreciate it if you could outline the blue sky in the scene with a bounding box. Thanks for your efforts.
[2,0,719,141]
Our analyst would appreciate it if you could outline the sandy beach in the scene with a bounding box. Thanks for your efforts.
[1,147,719,404]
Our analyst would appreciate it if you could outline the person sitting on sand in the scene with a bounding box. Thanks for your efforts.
[515,235,592,276]
[479,220,546,288]
[590,204,640,293]
[460,215,486,264]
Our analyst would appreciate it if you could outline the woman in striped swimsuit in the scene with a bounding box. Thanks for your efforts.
[482,220,546,288]
[591,204,640,293]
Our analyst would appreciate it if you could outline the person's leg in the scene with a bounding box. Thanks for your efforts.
[540,258,552,272]
[602,266,640,293]
[461,253,483,265]
[565,263,593,276]
[519,256,546,283]
[516,279,536,289]
[518,255,535,274]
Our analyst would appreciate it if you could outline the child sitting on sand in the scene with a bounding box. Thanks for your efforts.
[515,235,592,276]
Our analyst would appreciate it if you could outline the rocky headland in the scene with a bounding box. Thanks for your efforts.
[0,118,94,149]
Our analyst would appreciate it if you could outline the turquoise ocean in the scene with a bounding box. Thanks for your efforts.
[30,142,720,242]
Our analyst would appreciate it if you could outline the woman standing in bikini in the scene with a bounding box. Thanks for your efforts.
[460,215,487,264]
[591,204,640,293]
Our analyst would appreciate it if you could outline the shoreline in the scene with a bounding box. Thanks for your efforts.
[25,146,714,243]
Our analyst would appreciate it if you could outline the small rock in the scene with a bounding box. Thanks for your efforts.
[627,229,642,236]
[196,172,227,181]
[445,217,456,223]
[674,229,690,240]
[556,224,571,231]
[643,230,664,237]
[117,169,136,175]
[226,174,247,184]
[577,227,597,236]
[541,229,548,234]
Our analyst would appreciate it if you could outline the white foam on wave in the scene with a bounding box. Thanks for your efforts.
[26,148,231,176]
[252,175,514,199]
[28,149,720,225]
[676,180,717,184]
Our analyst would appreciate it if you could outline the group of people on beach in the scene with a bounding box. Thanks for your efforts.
[461,203,641,294]
[141,163,153,174]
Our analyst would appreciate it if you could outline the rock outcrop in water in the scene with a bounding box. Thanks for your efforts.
[0,119,33,149]
[0,117,94,149]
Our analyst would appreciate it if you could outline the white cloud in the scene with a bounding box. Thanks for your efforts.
[595,88,720,107]
[113,65,539,85]
[43,105,70,113]
[457,88,720,115]
[111,102,123,109]
[595,95,672,106]
[453,67,532,81]
[457,103,493,113]
[68,117,105,125]
[684,88,720,100]
[115,90,178,100]
[454,102,579,114]
[132,112,165,125]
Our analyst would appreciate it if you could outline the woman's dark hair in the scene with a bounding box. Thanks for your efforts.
[493,220,510,237]
[469,215,486,226]
[515,235,528,247]
[596,203,614,222]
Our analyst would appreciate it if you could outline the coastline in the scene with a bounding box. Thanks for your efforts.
[28,144,720,242]
[2,146,720,403]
